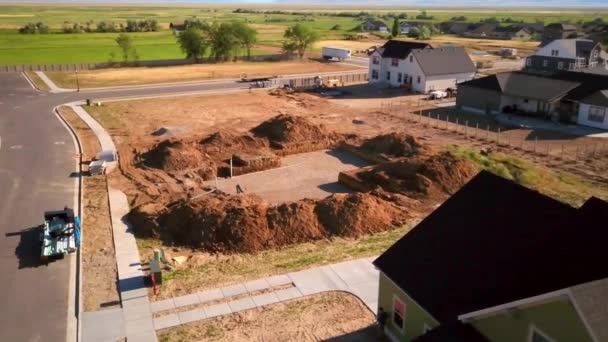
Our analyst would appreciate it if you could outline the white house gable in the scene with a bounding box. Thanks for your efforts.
[534,40,577,59]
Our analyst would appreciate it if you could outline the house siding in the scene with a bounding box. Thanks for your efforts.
[578,103,608,130]
[456,85,502,114]
[425,72,475,93]
[472,299,593,342]
[378,272,439,341]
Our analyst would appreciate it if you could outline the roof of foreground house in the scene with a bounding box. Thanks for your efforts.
[411,47,476,76]
[381,40,432,59]
[374,171,608,323]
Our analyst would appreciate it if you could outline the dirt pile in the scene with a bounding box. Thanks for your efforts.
[251,114,341,154]
[340,151,479,198]
[141,140,216,176]
[359,133,425,159]
[130,191,409,253]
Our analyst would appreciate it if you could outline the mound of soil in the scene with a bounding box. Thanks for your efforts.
[131,191,409,253]
[359,133,424,159]
[141,140,215,174]
[200,131,270,161]
[252,114,335,144]
[341,152,478,198]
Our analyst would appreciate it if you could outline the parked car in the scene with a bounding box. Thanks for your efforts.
[429,90,448,100]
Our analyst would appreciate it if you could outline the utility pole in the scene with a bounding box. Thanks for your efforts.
[75,70,80,93]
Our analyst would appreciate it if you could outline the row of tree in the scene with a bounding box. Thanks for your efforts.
[177,22,319,62]
[19,19,159,34]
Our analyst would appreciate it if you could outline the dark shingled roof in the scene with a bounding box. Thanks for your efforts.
[581,90,608,107]
[458,72,580,101]
[413,322,490,342]
[374,171,608,323]
[412,47,476,76]
[381,40,432,59]
[459,70,608,102]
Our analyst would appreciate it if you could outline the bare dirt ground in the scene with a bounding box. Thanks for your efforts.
[46,60,363,88]
[157,292,376,342]
[58,106,120,311]
[85,87,608,299]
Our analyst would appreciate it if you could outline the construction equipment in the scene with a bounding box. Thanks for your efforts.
[40,208,80,261]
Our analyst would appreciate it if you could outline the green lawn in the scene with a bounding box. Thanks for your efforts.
[448,146,608,207]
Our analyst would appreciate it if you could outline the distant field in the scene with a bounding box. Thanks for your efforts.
[0,4,606,65]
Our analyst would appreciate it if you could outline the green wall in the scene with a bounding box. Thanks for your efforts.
[378,272,439,341]
[472,299,593,342]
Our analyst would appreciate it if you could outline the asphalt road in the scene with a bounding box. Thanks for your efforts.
[0,70,363,341]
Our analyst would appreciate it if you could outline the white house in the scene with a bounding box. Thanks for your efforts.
[369,40,477,93]
[577,90,608,130]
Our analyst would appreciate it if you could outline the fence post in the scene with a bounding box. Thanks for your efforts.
[475,122,479,138]
[497,128,501,144]
[534,136,538,153]
[455,118,459,133]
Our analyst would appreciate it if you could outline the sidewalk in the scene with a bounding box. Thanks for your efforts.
[70,103,157,342]
[35,71,70,93]
[150,257,379,331]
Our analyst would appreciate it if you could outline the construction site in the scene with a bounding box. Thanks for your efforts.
[88,87,475,254]
[82,83,608,307]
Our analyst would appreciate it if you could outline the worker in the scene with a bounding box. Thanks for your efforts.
[377,307,388,337]
[236,184,244,194]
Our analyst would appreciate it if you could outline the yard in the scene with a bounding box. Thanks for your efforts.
[43,59,364,88]
[157,292,376,342]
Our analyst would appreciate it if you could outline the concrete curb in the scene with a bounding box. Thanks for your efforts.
[21,71,47,93]
[53,106,84,342]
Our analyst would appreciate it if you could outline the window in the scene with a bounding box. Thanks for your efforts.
[417,76,421,84]
[397,73,402,83]
[588,106,606,123]
[371,69,379,80]
[524,99,529,103]
[551,49,559,57]
[392,296,406,329]
[526,58,532,66]
[557,61,564,69]
[528,326,555,342]
[372,56,380,65]
[569,62,575,69]
[386,71,391,81]
[410,55,413,63]
[391,58,399,67]
[542,59,548,67]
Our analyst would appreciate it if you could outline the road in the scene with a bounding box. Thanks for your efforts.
[0,68,366,341]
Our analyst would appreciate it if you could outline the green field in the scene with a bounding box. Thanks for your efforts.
[0,4,607,65]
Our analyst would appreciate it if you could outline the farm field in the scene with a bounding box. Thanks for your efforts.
[0,4,607,65]
[44,59,364,88]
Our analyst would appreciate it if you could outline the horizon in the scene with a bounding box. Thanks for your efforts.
[1,0,608,9]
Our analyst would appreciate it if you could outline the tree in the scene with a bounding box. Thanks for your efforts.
[208,22,241,61]
[418,26,432,40]
[282,23,319,59]
[231,21,258,59]
[115,33,137,63]
[391,18,399,37]
[177,27,208,62]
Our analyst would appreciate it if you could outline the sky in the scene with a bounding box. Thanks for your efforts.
[1,0,607,7]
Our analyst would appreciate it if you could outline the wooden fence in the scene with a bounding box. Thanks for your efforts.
[379,99,608,163]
